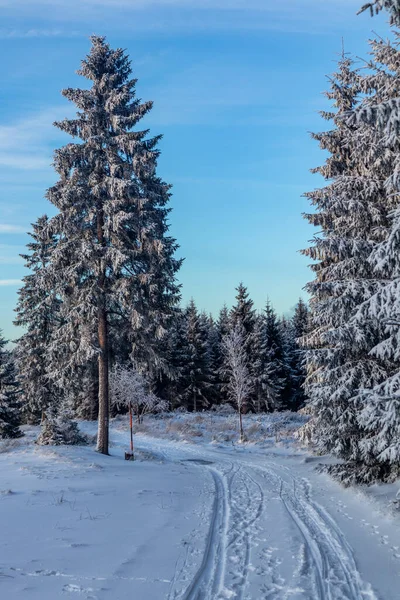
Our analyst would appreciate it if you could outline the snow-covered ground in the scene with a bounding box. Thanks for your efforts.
[1,413,400,599]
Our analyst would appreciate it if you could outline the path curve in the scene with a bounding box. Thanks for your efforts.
[135,437,378,600]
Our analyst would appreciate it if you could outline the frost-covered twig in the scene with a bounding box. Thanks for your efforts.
[222,325,253,443]
[110,364,168,425]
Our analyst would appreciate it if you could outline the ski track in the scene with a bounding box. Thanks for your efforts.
[181,468,228,600]
[250,462,377,600]
[135,437,377,600]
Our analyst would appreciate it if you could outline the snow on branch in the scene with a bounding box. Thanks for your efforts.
[110,364,168,423]
[358,1,400,24]
[347,97,400,146]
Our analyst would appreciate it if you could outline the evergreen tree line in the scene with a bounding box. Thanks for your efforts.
[0,36,308,450]
[302,1,400,484]
[0,288,309,442]
[155,287,309,414]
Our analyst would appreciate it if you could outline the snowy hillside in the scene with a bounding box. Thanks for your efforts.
[1,414,400,599]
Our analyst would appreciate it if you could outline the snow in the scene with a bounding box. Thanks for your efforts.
[126,409,308,448]
[0,426,213,600]
[1,412,400,599]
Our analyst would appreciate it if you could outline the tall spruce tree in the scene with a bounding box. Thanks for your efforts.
[43,36,181,454]
[280,299,309,411]
[0,333,22,439]
[290,298,309,409]
[202,313,220,407]
[14,215,60,424]
[180,300,211,411]
[345,18,400,481]
[252,313,281,412]
[230,283,257,342]
[293,298,309,341]
[217,304,231,405]
[351,207,400,481]
[159,311,189,408]
[230,283,257,408]
[263,301,286,411]
[301,51,393,479]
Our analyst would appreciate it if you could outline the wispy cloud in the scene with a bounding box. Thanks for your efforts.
[0,107,70,171]
[145,60,320,127]
[0,153,51,170]
[0,256,24,264]
[0,28,82,39]
[0,279,21,286]
[0,244,24,265]
[0,0,360,8]
[147,64,269,126]
[0,224,27,233]
[0,0,367,33]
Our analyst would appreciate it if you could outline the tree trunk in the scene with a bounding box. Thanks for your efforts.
[97,305,109,454]
[193,392,197,413]
[96,206,109,455]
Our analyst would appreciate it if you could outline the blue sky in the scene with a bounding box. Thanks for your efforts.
[0,0,391,340]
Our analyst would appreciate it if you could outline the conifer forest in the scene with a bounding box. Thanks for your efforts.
[3,2,400,600]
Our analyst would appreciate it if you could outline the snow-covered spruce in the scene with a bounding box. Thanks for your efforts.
[280,298,309,411]
[14,215,61,425]
[200,311,220,407]
[41,36,181,454]
[155,310,189,408]
[340,31,400,482]
[228,284,294,412]
[36,405,87,446]
[179,300,212,412]
[262,300,288,410]
[215,304,231,406]
[250,302,283,413]
[301,52,394,483]
[230,283,257,370]
[359,0,400,24]
[0,332,22,439]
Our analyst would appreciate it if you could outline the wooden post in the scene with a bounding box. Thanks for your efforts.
[125,401,135,461]
[130,401,134,453]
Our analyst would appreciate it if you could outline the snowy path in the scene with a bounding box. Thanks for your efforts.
[1,423,400,599]
[134,434,400,600]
